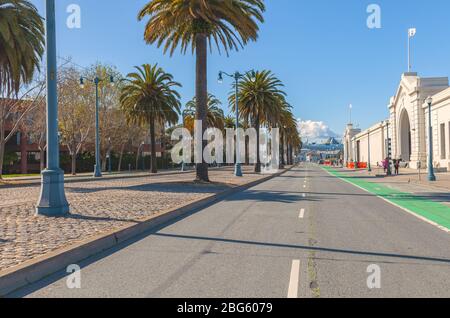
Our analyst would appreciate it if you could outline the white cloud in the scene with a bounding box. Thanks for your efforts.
[297,119,340,142]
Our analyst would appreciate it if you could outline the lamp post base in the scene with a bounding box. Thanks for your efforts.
[94,165,102,178]
[428,172,436,182]
[36,169,70,216]
[235,163,243,177]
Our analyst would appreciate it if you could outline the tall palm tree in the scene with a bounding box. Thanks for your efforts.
[278,106,298,166]
[138,0,265,182]
[230,70,286,173]
[0,0,44,96]
[184,93,225,132]
[120,64,181,174]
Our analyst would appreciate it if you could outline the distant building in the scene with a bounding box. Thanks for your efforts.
[301,138,343,162]
[348,72,450,171]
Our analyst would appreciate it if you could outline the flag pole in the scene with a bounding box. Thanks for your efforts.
[408,30,412,72]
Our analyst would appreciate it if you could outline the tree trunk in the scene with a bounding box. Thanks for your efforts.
[195,33,209,182]
[71,153,77,175]
[0,141,5,179]
[289,144,294,165]
[255,119,261,173]
[118,144,125,172]
[279,131,285,169]
[245,136,249,165]
[150,118,157,174]
[135,147,140,172]
[102,153,107,171]
[40,148,45,172]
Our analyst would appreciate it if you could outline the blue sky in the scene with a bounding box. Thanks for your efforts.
[30,0,450,138]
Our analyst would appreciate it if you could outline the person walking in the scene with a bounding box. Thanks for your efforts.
[394,159,400,175]
[382,158,388,174]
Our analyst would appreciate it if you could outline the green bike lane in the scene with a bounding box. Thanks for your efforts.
[323,166,450,232]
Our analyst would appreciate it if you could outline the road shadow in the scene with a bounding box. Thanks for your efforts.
[65,214,142,224]
[223,189,304,204]
[150,233,450,264]
[66,181,231,195]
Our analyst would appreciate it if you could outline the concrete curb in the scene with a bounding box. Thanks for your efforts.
[0,166,294,297]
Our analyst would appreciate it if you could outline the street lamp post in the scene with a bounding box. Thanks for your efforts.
[107,137,112,174]
[218,70,256,177]
[385,120,392,176]
[426,96,437,181]
[367,130,372,172]
[80,75,114,178]
[36,0,70,216]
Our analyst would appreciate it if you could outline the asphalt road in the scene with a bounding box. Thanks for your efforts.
[11,163,450,298]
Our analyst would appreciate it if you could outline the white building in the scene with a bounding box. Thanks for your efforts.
[347,72,450,171]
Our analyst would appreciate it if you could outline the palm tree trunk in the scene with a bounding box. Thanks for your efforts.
[150,118,157,174]
[255,119,261,173]
[289,144,294,165]
[279,131,285,169]
[245,136,250,165]
[195,33,209,182]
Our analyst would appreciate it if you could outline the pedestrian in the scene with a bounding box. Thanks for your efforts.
[382,158,387,173]
[394,159,400,175]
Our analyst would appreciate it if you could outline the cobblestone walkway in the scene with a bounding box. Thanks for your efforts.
[0,167,269,272]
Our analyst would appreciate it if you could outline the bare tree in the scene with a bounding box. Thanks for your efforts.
[58,66,93,175]
[0,80,45,178]
[25,94,47,171]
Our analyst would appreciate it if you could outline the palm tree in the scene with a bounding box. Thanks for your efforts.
[224,115,236,129]
[184,94,225,132]
[138,0,265,182]
[120,64,181,174]
[0,0,44,96]
[278,106,298,166]
[230,70,286,173]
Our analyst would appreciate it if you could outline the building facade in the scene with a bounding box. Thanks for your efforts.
[343,123,361,164]
[348,72,450,171]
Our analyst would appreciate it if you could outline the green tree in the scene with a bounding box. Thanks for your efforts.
[120,64,181,174]
[230,70,286,173]
[138,0,265,182]
[184,94,225,132]
[0,0,44,96]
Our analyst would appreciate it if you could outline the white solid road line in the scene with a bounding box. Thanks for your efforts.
[287,260,300,298]
[299,208,305,219]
